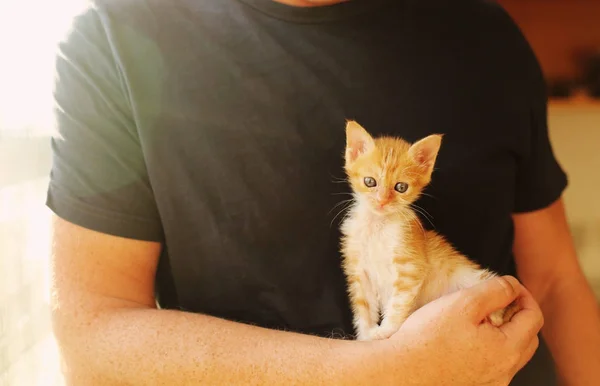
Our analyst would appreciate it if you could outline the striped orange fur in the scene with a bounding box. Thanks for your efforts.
[340,121,518,340]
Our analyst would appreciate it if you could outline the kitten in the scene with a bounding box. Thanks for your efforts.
[339,120,518,341]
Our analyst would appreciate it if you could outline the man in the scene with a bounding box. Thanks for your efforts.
[48,0,600,384]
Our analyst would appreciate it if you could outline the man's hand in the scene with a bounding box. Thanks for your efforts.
[381,276,543,386]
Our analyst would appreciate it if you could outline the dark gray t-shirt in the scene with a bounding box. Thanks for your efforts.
[47,0,566,383]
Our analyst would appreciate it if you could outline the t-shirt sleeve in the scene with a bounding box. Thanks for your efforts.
[46,8,163,241]
[513,101,568,214]
[511,26,568,213]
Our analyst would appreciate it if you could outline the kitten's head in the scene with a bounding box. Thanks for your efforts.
[344,120,442,216]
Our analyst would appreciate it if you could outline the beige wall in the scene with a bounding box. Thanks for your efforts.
[548,102,600,298]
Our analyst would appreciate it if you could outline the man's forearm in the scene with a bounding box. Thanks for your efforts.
[540,275,600,385]
[54,304,389,385]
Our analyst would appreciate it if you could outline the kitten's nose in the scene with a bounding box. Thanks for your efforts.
[376,196,391,208]
[378,200,390,207]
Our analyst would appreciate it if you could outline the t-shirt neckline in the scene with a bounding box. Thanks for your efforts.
[236,0,391,24]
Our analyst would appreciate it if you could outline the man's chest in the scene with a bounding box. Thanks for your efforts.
[140,54,525,228]
[141,83,524,326]
[126,23,530,320]
[140,69,524,270]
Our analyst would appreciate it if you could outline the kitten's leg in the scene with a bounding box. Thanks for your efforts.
[370,262,425,340]
[346,270,379,340]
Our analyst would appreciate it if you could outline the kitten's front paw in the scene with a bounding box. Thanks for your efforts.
[368,325,399,340]
[355,324,378,341]
[488,309,506,327]
[488,301,521,327]
[355,330,371,341]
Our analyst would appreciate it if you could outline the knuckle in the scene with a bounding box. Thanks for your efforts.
[496,276,519,297]
[537,311,545,330]
[533,336,540,351]
[496,276,518,299]
[529,309,544,334]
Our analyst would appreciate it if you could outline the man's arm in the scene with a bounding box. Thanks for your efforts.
[513,197,600,385]
[51,214,544,386]
[50,215,383,385]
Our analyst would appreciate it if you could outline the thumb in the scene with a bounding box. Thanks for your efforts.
[460,275,522,323]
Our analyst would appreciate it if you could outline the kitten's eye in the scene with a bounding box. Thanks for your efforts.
[364,177,377,188]
[394,182,409,193]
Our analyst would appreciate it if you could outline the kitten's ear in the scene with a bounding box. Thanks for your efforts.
[345,120,375,164]
[408,134,443,173]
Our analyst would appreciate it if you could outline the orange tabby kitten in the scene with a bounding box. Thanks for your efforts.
[340,120,517,341]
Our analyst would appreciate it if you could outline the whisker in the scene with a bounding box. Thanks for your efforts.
[410,205,432,221]
[330,174,348,183]
[330,201,354,228]
[402,207,426,237]
[412,204,434,221]
[339,210,352,228]
[419,192,436,199]
[416,218,426,237]
[328,199,353,215]
[399,208,426,238]
[410,205,435,229]
[414,214,427,237]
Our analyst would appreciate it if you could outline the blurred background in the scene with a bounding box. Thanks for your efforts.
[0,0,599,385]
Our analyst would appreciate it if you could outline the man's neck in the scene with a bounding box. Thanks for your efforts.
[271,0,348,7]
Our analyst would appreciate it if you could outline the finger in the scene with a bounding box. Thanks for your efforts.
[500,287,544,347]
[461,276,523,322]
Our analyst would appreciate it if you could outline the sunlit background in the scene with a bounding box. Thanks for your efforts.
[1,1,88,385]
[0,1,599,385]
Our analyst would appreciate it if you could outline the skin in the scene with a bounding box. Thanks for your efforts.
[513,198,600,385]
[271,0,348,6]
[50,215,542,385]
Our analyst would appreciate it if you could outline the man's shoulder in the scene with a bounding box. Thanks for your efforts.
[409,0,524,41]
[412,0,512,20]
[61,0,243,56]
[406,0,537,78]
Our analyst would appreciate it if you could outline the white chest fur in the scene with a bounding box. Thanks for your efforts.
[341,204,406,308]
